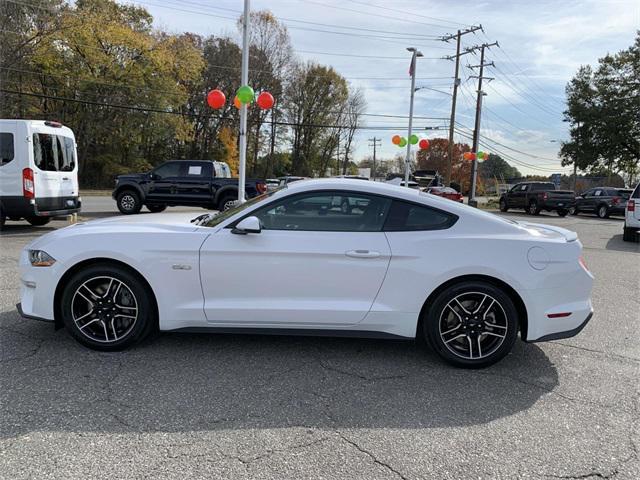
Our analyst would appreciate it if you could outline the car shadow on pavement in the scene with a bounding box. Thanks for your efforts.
[0,309,558,438]
[606,234,640,253]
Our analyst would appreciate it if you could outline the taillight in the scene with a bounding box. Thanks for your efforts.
[22,168,35,199]
[256,182,267,194]
[579,255,589,272]
[612,196,620,205]
[542,192,548,201]
[628,200,635,212]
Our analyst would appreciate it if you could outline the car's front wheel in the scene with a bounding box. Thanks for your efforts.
[60,263,156,351]
[569,205,578,215]
[528,201,541,215]
[423,282,519,368]
[499,198,508,212]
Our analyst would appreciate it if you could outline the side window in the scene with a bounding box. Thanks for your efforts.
[251,192,391,232]
[520,184,529,192]
[33,133,59,171]
[384,200,458,232]
[185,164,204,177]
[0,132,14,166]
[153,162,181,179]
[594,190,602,196]
[583,189,594,197]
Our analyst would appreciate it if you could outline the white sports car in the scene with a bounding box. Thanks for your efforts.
[18,179,594,368]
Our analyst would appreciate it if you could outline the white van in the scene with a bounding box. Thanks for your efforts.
[0,120,81,229]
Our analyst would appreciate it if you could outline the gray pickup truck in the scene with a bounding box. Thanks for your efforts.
[499,182,575,217]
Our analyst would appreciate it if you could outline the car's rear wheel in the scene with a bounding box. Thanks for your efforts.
[117,190,142,214]
[26,216,51,226]
[499,198,508,212]
[147,204,167,213]
[423,282,519,368]
[60,264,156,351]
[623,226,639,242]
[528,201,541,215]
[597,204,609,219]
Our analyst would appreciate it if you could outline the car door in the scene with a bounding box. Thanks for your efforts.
[512,184,529,208]
[584,189,601,211]
[174,162,212,205]
[199,190,392,326]
[146,161,182,203]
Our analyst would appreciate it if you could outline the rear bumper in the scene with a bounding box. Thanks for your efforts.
[0,196,81,218]
[543,200,575,210]
[527,310,593,342]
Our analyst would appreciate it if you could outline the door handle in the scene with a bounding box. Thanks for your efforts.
[345,250,381,259]
[62,177,70,180]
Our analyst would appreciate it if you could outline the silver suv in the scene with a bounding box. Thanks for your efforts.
[623,183,640,242]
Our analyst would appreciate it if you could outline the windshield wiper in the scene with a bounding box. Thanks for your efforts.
[190,213,216,226]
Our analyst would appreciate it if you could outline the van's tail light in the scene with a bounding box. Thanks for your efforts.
[22,168,35,199]
[256,182,267,194]
[628,199,635,212]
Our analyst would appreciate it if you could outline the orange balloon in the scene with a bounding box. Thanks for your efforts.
[234,96,241,109]
[391,135,401,145]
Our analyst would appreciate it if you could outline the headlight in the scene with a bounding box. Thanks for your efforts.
[29,250,56,267]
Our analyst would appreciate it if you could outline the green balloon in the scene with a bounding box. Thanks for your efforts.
[398,137,407,147]
[409,134,419,145]
[478,151,485,159]
[236,85,254,104]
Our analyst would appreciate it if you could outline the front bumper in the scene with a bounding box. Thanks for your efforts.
[16,302,53,323]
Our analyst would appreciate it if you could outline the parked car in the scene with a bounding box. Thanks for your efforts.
[18,179,594,369]
[623,183,639,242]
[112,160,266,214]
[265,178,280,191]
[570,187,632,218]
[277,176,307,188]
[426,186,464,203]
[0,120,81,230]
[499,182,575,216]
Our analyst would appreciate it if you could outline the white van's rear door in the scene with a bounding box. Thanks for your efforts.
[31,124,78,202]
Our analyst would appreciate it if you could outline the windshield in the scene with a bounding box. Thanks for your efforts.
[202,189,279,228]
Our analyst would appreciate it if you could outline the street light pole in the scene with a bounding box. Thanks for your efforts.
[405,47,422,187]
[238,0,250,204]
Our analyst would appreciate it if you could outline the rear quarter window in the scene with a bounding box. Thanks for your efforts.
[384,200,458,231]
[0,132,14,165]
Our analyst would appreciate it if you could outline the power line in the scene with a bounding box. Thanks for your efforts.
[345,0,471,28]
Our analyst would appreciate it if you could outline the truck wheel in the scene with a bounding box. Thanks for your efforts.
[117,191,142,214]
[499,198,508,212]
[219,194,238,211]
[557,209,568,217]
[623,226,638,242]
[569,206,578,215]
[528,201,541,215]
[26,217,51,226]
[597,204,609,219]
[146,205,167,213]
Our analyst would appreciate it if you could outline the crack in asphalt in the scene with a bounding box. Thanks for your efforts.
[339,432,410,480]
[551,341,640,364]
[318,359,411,381]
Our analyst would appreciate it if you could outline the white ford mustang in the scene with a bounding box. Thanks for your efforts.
[18,179,593,368]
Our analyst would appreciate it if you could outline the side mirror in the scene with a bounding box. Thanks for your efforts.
[232,216,262,235]
[149,172,160,180]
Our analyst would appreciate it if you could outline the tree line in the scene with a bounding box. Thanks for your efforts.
[0,0,365,187]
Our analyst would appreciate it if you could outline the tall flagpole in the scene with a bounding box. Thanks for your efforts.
[238,0,250,203]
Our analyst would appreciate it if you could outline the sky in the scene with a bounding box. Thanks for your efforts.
[122,0,639,175]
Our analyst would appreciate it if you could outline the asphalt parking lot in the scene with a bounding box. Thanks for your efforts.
[1,198,639,479]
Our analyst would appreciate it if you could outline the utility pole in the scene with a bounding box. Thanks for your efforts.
[237,0,250,203]
[574,121,580,191]
[368,137,381,180]
[441,25,482,187]
[467,41,497,206]
[405,47,423,187]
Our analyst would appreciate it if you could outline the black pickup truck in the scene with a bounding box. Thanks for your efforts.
[499,182,575,217]
[112,160,266,214]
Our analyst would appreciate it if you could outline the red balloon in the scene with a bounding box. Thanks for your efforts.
[206,89,225,109]
[257,91,275,110]
[234,95,241,109]
[418,139,430,150]
[391,135,401,145]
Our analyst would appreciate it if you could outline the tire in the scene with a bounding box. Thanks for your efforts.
[26,216,51,226]
[499,198,508,212]
[60,263,156,351]
[597,204,609,219]
[219,193,238,211]
[623,226,639,242]
[557,209,568,217]
[147,204,167,213]
[0,206,6,231]
[569,206,578,216]
[528,201,541,215]
[422,281,519,368]
[116,190,142,214]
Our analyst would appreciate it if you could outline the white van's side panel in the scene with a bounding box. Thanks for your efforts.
[0,120,26,197]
